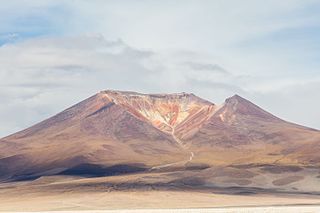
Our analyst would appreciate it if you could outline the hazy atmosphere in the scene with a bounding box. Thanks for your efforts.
[1,0,320,137]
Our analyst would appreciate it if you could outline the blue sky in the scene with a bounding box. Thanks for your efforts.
[0,0,320,136]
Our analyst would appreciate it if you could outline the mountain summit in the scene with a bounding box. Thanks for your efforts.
[99,90,216,133]
[0,90,320,193]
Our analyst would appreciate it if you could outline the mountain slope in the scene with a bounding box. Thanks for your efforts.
[182,95,320,166]
[0,91,191,180]
[0,90,320,185]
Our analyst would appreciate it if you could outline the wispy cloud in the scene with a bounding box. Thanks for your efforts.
[184,62,229,75]
[0,1,320,136]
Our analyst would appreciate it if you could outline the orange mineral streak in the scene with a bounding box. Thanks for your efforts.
[101,90,218,134]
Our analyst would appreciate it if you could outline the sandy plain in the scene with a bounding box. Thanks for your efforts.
[1,188,320,212]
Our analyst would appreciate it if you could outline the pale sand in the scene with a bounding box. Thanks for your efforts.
[9,206,320,213]
[1,191,320,212]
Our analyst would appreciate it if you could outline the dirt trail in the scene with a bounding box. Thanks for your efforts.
[189,152,194,161]
[150,128,194,171]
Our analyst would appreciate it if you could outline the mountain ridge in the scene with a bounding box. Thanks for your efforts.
[1,90,320,190]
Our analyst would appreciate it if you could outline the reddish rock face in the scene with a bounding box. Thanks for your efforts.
[100,90,217,134]
[0,90,320,181]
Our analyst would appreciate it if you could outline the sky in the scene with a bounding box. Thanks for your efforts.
[0,0,320,137]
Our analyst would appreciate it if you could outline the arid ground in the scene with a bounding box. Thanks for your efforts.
[1,175,320,212]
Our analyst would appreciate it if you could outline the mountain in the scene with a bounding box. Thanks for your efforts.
[182,94,320,166]
[1,90,320,194]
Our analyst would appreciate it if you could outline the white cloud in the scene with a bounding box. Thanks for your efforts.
[0,35,247,136]
[61,0,320,50]
[0,1,320,136]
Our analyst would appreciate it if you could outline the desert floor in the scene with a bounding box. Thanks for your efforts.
[5,206,320,213]
[1,175,320,212]
[1,189,320,212]
[3,206,320,213]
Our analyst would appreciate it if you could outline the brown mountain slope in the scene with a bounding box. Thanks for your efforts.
[0,90,320,184]
[181,95,320,167]
[0,91,192,180]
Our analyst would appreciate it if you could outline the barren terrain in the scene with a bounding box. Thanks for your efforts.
[1,176,320,212]
[1,90,320,211]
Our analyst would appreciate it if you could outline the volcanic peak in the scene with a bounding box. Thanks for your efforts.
[99,90,217,133]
